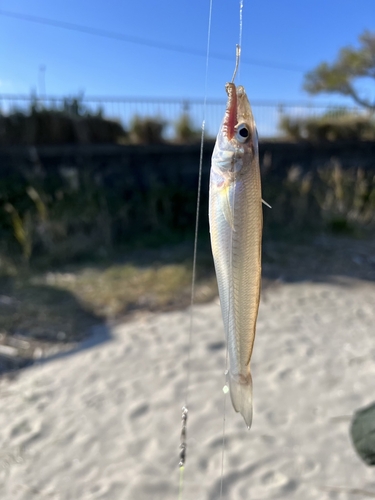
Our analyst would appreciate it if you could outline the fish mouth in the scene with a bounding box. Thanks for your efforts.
[236,85,254,126]
[223,82,237,141]
[223,83,254,141]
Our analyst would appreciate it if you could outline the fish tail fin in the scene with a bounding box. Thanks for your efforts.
[228,369,253,429]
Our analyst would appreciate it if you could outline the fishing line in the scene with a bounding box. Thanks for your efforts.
[238,0,244,78]
[183,0,213,417]
[219,3,245,498]
[179,0,213,497]
[219,362,229,498]
[0,9,306,72]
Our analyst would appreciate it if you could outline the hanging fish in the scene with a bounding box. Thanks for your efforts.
[209,81,263,428]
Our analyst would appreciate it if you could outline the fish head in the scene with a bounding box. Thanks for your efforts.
[212,82,258,178]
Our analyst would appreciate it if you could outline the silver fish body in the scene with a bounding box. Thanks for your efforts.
[209,83,262,428]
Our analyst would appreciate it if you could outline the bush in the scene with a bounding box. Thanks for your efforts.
[2,157,374,266]
[129,115,166,144]
[279,110,375,141]
[0,97,128,146]
[262,160,375,237]
[174,113,201,143]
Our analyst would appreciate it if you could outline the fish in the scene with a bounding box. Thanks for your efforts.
[209,82,263,428]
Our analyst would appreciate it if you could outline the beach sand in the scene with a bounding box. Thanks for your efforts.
[1,277,375,499]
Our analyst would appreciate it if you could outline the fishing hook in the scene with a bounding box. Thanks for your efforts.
[231,44,241,83]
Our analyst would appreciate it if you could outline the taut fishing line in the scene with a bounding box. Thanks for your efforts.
[179,1,245,498]
[178,0,213,498]
[219,3,245,499]
[239,0,244,77]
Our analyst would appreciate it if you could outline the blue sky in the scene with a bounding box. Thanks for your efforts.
[0,0,373,105]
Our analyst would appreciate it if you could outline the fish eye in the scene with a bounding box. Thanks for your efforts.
[235,124,250,143]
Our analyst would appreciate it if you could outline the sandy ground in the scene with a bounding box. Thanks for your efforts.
[0,277,375,499]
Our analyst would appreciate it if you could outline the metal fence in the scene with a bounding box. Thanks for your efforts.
[0,94,364,139]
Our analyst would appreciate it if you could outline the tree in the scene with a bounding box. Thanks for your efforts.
[303,31,375,111]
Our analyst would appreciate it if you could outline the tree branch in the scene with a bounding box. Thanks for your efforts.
[303,30,375,111]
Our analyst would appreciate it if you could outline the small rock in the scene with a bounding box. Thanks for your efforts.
[0,295,14,306]
[350,401,375,466]
[352,255,363,266]
[7,336,30,350]
[33,348,43,360]
[57,331,66,341]
[0,345,19,358]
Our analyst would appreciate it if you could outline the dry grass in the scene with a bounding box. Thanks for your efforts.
[0,249,218,373]
[34,261,217,319]
[0,245,217,343]
[1,232,375,374]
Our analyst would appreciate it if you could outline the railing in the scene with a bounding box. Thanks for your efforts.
[0,94,364,138]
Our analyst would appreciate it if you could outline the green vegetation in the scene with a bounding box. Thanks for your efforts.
[0,95,205,146]
[286,31,375,142]
[0,97,127,146]
[262,162,375,237]
[279,109,375,141]
[0,164,203,266]
[174,113,201,143]
[129,115,167,144]
[1,155,374,267]
[0,69,374,371]
[303,30,375,111]
[0,158,374,370]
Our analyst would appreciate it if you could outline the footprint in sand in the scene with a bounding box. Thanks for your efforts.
[129,403,149,419]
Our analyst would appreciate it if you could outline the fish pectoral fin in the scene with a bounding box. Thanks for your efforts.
[220,186,235,231]
[262,199,272,209]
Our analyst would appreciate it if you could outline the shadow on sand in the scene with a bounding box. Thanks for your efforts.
[1,233,374,377]
[0,280,111,377]
[262,234,375,285]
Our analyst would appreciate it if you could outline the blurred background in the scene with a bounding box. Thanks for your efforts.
[0,1,374,498]
[0,0,375,390]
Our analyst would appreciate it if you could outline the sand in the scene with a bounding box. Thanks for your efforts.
[1,277,375,499]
